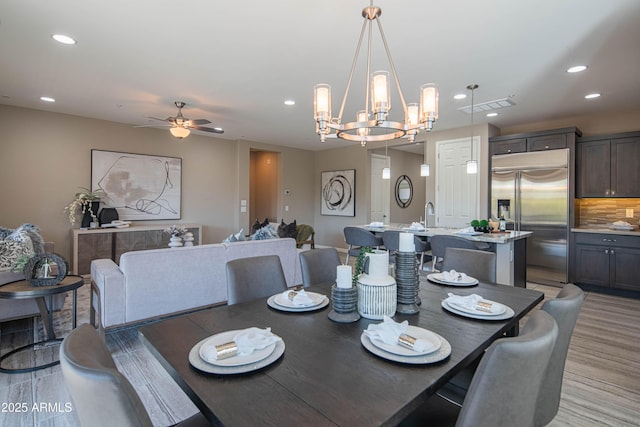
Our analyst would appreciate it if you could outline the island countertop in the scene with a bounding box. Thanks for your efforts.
[361,224,532,244]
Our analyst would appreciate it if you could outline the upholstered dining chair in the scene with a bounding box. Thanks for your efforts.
[381,230,431,269]
[429,235,490,271]
[226,255,288,305]
[399,310,558,427]
[60,324,208,427]
[534,283,585,426]
[299,247,341,287]
[343,226,383,264]
[440,247,497,283]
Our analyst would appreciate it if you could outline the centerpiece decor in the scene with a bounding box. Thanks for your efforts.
[22,253,68,287]
[328,264,360,323]
[394,233,420,314]
[164,225,187,248]
[357,250,396,319]
[64,187,106,228]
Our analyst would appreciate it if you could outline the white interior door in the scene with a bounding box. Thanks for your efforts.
[370,154,390,223]
[436,137,479,227]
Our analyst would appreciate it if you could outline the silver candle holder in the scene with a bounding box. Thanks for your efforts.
[328,284,360,323]
[395,251,420,314]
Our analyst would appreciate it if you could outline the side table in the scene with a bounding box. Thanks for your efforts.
[0,275,84,373]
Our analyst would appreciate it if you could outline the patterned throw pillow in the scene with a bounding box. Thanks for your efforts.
[249,225,279,240]
[250,218,271,235]
[277,220,297,239]
[223,228,245,243]
[0,239,34,269]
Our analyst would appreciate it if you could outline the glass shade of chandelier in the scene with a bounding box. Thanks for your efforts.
[466,84,478,174]
[314,2,439,146]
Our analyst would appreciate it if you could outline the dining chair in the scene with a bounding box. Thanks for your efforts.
[226,255,288,305]
[440,247,497,283]
[429,235,490,271]
[399,310,558,427]
[299,247,341,287]
[60,324,208,427]
[343,226,383,264]
[381,230,431,269]
[534,283,585,427]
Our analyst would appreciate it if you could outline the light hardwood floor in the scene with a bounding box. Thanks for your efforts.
[1,275,639,426]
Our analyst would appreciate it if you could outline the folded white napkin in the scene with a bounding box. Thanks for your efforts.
[364,316,431,353]
[441,270,467,282]
[369,221,384,227]
[408,222,425,230]
[457,226,476,234]
[446,293,502,314]
[200,327,281,361]
[282,289,315,306]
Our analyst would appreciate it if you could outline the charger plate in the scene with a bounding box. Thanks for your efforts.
[361,330,451,364]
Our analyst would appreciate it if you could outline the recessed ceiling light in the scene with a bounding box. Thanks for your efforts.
[585,93,601,99]
[40,96,56,102]
[52,34,76,45]
[453,94,467,100]
[567,65,587,73]
[284,100,296,106]
[486,112,498,117]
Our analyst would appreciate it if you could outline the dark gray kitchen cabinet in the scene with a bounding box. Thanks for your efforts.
[573,233,640,291]
[577,133,640,197]
[489,127,578,156]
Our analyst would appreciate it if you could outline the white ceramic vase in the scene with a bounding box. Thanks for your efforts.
[182,232,194,247]
[357,250,396,319]
[168,236,183,248]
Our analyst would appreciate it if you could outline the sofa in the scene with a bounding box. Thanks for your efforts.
[90,237,302,331]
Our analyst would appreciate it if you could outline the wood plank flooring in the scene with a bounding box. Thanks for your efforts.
[1,274,639,426]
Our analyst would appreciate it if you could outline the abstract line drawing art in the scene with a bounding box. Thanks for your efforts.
[321,169,355,217]
[91,150,181,221]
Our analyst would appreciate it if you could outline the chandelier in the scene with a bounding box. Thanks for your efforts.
[313,2,439,146]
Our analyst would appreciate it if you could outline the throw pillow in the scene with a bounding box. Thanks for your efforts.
[250,218,271,235]
[0,239,34,269]
[223,228,245,243]
[1,223,45,254]
[249,225,279,241]
[277,220,297,239]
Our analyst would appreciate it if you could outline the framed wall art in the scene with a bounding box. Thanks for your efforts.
[321,169,355,217]
[91,150,182,221]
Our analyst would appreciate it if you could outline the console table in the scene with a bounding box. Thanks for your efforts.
[72,224,202,275]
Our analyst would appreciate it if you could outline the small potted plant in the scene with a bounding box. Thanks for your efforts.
[64,187,106,227]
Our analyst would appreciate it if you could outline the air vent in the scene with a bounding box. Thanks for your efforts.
[458,97,516,114]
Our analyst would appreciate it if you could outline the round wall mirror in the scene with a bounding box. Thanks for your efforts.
[395,175,413,208]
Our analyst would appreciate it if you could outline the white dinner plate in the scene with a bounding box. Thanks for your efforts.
[189,333,285,375]
[273,291,327,309]
[441,299,515,321]
[198,330,277,367]
[445,298,506,316]
[427,273,479,287]
[361,331,451,364]
[267,294,329,312]
[368,325,442,357]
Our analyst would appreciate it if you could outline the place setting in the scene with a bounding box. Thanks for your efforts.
[360,316,451,364]
[267,287,329,312]
[189,327,285,375]
[427,269,479,287]
[441,292,514,320]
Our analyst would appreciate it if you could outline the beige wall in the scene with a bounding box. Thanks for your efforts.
[0,105,314,262]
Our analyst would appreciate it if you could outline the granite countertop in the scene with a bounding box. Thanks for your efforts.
[362,224,532,243]
[572,227,640,236]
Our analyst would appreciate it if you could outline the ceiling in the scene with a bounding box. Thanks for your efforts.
[1,0,640,152]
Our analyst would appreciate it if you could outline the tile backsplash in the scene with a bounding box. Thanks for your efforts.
[576,198,640,227]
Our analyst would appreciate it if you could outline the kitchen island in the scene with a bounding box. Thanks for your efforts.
[362,224,532,287]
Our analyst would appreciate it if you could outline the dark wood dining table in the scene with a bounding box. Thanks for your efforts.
[139,275,544,426]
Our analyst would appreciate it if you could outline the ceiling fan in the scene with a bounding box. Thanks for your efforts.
[143,101,224,139]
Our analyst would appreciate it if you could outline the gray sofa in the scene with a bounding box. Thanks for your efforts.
[90,237,302,331]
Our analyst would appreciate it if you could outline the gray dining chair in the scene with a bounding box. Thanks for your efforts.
[440,247,497,283]
[399,310,558,427]
[381,230,431,269]
[535,283,585,426]
[226,255,288,305]
[60,324,208,427]
[430,235,491,271]
[343,227,383,264]
[299,247,341,287]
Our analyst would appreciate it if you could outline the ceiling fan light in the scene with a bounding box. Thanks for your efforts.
[170,126,190,139]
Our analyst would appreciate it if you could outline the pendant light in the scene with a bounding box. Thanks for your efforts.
[382,141,390,179]
[466,84,478,174]
[420,140,430,176]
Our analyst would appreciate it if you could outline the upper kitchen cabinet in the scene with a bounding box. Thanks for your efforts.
[577,131,640,197]
[489,127,581,156]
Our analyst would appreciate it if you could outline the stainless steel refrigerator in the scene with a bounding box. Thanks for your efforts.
[491,149,569,286]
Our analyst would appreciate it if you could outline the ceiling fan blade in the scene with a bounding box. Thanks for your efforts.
[147,116,171,122]
[191,125,224,134]
[189,118,211,125]
[135,123,172,128]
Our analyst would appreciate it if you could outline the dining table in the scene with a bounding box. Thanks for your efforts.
[139,273,544,427]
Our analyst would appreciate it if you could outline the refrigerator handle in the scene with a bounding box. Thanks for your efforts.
[515,171,521,231]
